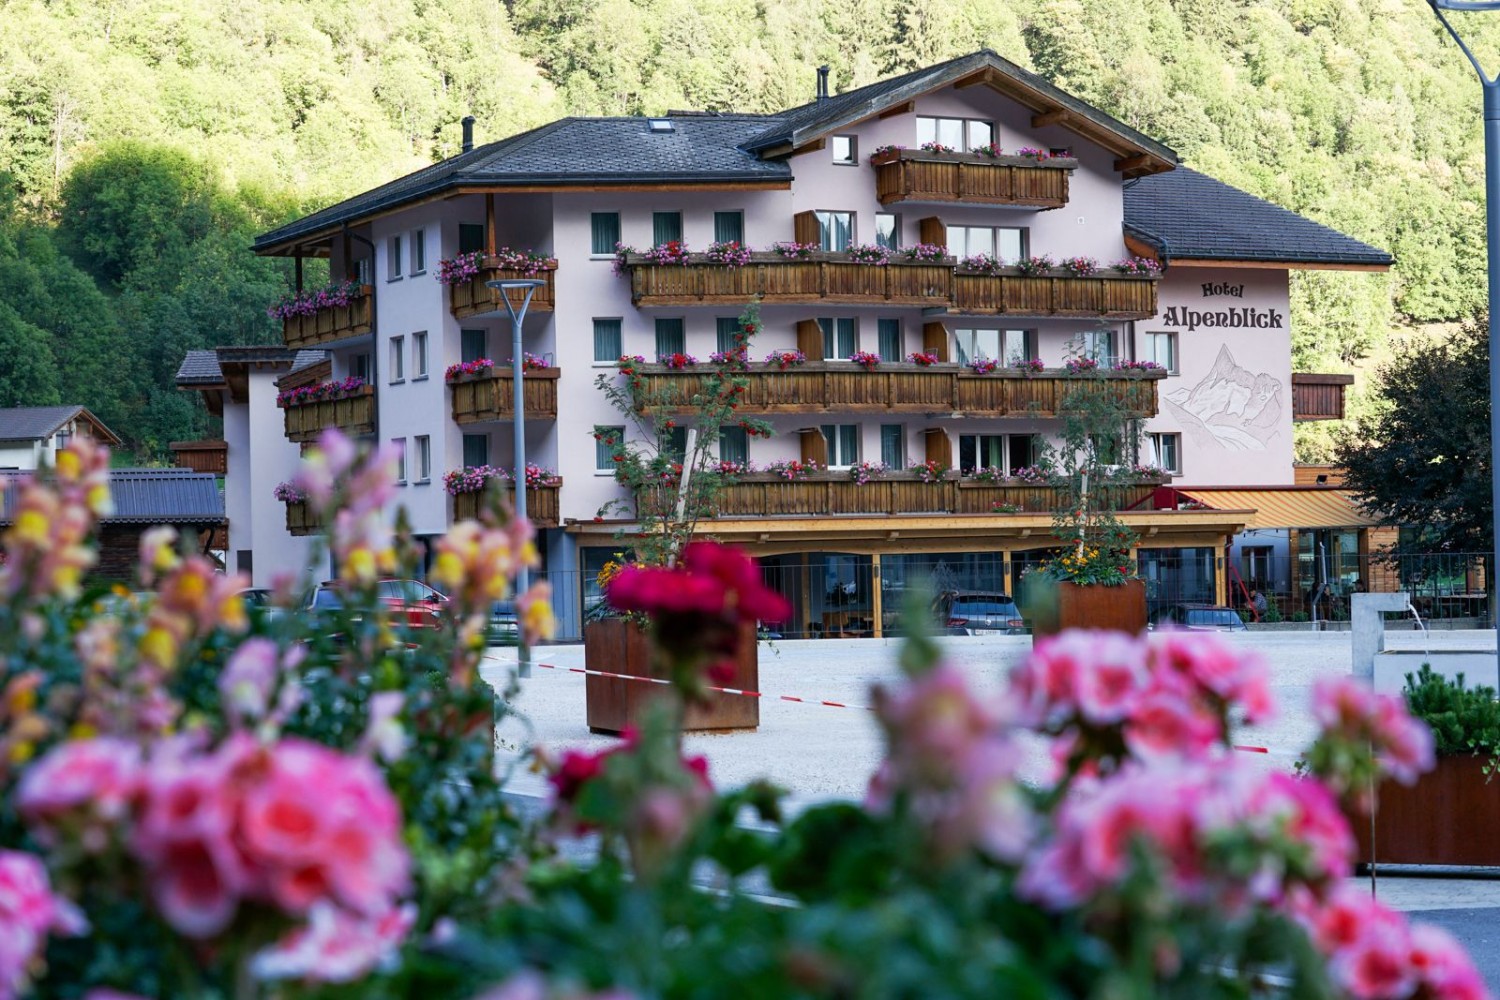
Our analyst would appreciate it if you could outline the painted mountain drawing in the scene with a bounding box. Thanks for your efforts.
[1164,345,1282,451]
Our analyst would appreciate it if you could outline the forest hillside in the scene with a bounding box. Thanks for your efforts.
[0,0,1493,459]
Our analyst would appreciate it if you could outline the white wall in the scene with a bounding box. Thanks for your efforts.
[239,372,319,586]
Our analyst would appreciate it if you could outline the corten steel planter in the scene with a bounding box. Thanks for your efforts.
[448,265,556,320]
[1023,578,1148,638]
[280,286,373,350]
[584,617,759,734]
[284,501,319,536]
[450,483,561,527]
[1354,755,1500,866]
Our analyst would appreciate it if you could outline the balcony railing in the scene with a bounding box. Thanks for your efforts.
[285,501,319,537]
[280,286,374,350]
[640,473,1164,519]
[169,439,228,474]
[1291,373,1354,421]
[872,149,1077,208]
[281,385,376,443]
[951,271,1157,318]
[631,364,1164,417]
[451,482,562,527]
[448,264,556,321]
[449,368,560,424]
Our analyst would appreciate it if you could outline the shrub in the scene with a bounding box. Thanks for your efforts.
[1404,665,1500,759]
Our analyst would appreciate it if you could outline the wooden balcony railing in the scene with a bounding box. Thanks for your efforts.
[449,265,556,321]
[281,286,374,350]
[285,501,319,536]
[872,150,1077,208]
[624,254,953,307]
[451,482,562,527]
[641,473,1164,519]
[449,369,560,424]
[281,385,376,443]
[632,364,1165,417]
[169,439,228,475]
[1291,373,1354,421]
[951,271,1158,319]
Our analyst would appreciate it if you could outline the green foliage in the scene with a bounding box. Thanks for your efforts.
[1403,664,1500,759]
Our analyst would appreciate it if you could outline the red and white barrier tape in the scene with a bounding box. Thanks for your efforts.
[522,659,873,711]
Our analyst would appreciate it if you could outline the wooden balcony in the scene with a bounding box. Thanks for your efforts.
[872,150,1076,209]
[281,386,376,443]
[449,369,560,424]
[449,264,556,321]
[632,364,1165,417]
[624,254,954,307]
[646,473,1163,519]
[951,271,1158,319]
[285,501,319,536]
[281,286,373,350]
[169,439,228,475]
[1292,373,1354,421]
[451,482,562,527]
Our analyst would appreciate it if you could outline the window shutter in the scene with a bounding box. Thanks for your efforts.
[793,211,818,246]
[796,319,824,362]
[922,322,949,363]
[800,428,828,465]
[924,428,952,467]
[919,216,946,246]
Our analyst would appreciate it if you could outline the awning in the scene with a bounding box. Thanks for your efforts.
[1175,487,1376,530]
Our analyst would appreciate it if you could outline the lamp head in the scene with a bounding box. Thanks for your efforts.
[485,278,547,290]
[1432,0,1500,10]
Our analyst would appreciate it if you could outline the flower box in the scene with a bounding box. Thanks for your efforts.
[279,285,373,350]
[1354,755,1500,866]
[451,481,561,527]
[873,149,1079,209]
[448,264,557,321]
[449,368,561,423]
[583,617,759,733]
[1021,579,1148,638]
[623,253,954,307]
[281,385,376,443]
[952,270,1158,319]
[284,500,319,536]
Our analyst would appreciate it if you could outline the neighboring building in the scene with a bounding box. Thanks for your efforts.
[225,50,1390,636]
[0,406,120,471]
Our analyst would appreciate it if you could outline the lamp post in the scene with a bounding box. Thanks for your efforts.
[486,277,546,678]
[1429,0,1500,650]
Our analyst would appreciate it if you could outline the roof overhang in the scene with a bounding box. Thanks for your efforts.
[1172,487,1377,531]
[1124,226,1392,273]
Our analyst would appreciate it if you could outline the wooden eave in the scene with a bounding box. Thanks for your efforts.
[1161,257,1390,273]
[275,359,333,392]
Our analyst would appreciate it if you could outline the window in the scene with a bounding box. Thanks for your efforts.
[596,427,624,472]
[410,229,426,275]
[389,336,405,382]
[1090,433,1122,465]
[1145,331,1178,373]
[412,331,429,379]
[1149,432,1182,475]
[875,213,900,251]
[916,115,994,152]
[716,317,741,353]
[350,353,371,382]
[462,433,490,469]
[593,319,623,363]
[958,434,1037,475]
[355,257,372,286]
[414,435,431,483]
[815,210,855,252]
[459,223,485,254]
[652,211,683,245]
[880,424,906,468]
[1049,146,1073,158]
[713,211,744,244]
[654,318,685,358]
[953,328,1031,365]
[387,235,402,280]
[394,438,407,484]
[831,135,857,164]
[461,329,487,363]
[1078,329,1117,365]
[877,319,902,360]
[821,424,860,468]
[1242,546,1273,588]
[819,317,857,360]
[590,212,620,256]
[946,225,1026,261]
[720,426,749,465]
[664,426,688,463]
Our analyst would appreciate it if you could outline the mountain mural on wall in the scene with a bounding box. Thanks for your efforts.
[1165,346,1282,451]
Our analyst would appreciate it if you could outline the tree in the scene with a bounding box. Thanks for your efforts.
[1335,315,1492,553]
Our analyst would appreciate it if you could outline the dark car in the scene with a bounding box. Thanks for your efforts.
[488,600,519,646]
[1149,604,1248,633]
[935,592,1028,635]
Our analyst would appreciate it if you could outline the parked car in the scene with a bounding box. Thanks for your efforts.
[373,579,448,631]
[488,600,519,646]
[934,592,1028,635]
[1148,604,1248,633]
[237,587,288,625]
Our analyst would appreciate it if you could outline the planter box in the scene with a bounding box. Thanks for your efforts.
[281,286,373,350]
[281,386,376,443]
[449,368,560,422]
[448,265,556,320]
[1022,578,1147,637]
[451,482,561,527]
[284,501,319,536]
[1355,755,1500,866]
[583,617,759,733]
[873,150,1078,208]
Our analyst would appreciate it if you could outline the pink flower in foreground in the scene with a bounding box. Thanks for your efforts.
[1408,923,1491,1000]
[1312,676,1435,784]
[220,638,282,727]
[252,901,416,983]
[17,737,143,847]
[0,850,86,999]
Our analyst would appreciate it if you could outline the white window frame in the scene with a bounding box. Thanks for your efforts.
[815,210,855,252]
[597,426,625,473]
[410,228,426,275]
[831,134,858,165]
[1077,330,1118,366]
[821,423,860,469]
[414,435,431,483]
[1149,432,1182,475]
[875,212,900,251]
[916,115,994,152]
[412,331,428,379]
[947,225,1026,261]
[819,317,858,360]
[394,438,407,485]
[953,328,1031,365]
[591,212,621,257]
[1145,331,1178,374]
[386,235,403,281]
[593,318,623,364]
[389,335,405,383]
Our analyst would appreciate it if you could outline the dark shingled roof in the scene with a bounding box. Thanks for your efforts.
[0,406,120,446]
[1,468,225,525]
[176,348,325,387]
[253,115,789,253]
[1123,168,1393,267]
[176,351,223,386]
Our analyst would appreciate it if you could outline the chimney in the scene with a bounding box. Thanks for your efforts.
[816,65,830,101]
[461,115,476,153]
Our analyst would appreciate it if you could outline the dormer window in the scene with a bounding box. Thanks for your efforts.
[648,118,674,133]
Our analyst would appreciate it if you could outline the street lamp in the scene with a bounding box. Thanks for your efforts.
[486,277,546,678]
[1429,0,1500,655]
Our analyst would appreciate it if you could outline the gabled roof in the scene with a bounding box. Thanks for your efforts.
[1123,168,1392,269]
[176,347,324,394]
[744,50,1178,175]
[176,351,225,387]
[0,468,225,525]
[0,406,121,446]
[253,115,790,255]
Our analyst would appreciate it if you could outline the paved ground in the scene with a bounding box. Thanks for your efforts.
[481,630,1500,987]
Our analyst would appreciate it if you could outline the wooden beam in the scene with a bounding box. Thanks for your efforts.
[953,68,994,89]
[1113,153,1152,173]
[485,193,496,256]
[1123,234,1161,262]
[1031,109,1069,128]
[1165,257,1391,273]
[878,101,915,120]
[788,138,827,157]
